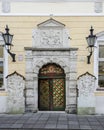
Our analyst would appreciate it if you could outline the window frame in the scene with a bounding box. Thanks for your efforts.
[0,33,8,89]
[94,32,104,88]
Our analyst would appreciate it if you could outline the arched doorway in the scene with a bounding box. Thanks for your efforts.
[38,63,65,111]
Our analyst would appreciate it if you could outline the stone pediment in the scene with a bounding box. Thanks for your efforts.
[32,18,70,48]
[37,18,65,28]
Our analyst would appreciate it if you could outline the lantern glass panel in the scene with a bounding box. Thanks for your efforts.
[8,34,13,45]
[86,36,96,47]
[3,33,13,46]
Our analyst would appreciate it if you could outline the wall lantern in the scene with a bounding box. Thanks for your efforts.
[2,25,16,62]
[86,26,97,64]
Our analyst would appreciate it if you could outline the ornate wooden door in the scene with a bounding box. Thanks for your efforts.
[38,64,65,111]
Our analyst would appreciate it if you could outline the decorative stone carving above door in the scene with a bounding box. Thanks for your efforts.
[32,18,70,48]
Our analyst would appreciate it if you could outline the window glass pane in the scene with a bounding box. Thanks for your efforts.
[0,46,3,88]
[0,61,3,87]
[99,45,104,58]
[99,61,104,87]
[0,46,3,58]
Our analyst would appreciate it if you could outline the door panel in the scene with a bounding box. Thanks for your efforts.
[38,63,65,111]
[53,79,65,111]
[39,79,49,110]
[38,78,65,111]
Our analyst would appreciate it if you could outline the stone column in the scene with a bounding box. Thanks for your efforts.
[65,74,70,113]
[68,50,77,114]
[25,50,35,112]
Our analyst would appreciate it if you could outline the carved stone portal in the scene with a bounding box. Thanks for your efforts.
[25,18,78,113]
[6,71,25,113]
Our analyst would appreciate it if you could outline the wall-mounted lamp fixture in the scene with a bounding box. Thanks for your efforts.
[2,25,16,62]
[86,26,97,64]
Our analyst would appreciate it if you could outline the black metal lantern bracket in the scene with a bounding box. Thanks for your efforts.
[2,25,16,62]
[86,26,97,64]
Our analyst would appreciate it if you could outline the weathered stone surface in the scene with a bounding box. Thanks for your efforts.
[77,72,96,114]
[26,97,34,105]
[32,18,70,48]
[6,71,25,113]
[25,81,34,89]
[25,89,34,97]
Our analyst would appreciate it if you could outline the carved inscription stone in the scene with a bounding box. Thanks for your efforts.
[77,72,96,114]
[6,72,25,113]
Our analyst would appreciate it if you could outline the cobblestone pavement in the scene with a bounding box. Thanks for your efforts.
[0,112,104,130]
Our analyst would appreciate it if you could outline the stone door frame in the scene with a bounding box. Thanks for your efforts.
[25,48,78,113]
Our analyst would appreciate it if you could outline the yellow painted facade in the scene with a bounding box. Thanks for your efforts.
[0,91,8,96]
[95,91,104,96]
[0,16,103,77]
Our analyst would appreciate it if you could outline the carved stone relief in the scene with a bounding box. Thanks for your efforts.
[32,56,70,74]
[6,71,25,113]
[77,72,96,114]
[77,72,96,97]
[32,18,70,48]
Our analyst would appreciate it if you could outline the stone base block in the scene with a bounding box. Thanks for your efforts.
[77,107,95,115]
[7,107,25,114]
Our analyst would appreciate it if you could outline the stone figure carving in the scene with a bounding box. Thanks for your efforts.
[6,71,25,113]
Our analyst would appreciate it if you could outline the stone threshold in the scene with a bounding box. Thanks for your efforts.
[38,111,66,113]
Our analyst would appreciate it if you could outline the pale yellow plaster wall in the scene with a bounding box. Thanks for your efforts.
[0,16,103,77]
[11,2,94,14]
[0,91,7,96]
